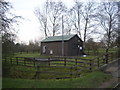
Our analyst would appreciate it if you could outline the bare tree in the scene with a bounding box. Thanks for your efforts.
[0,0,21,35]
[34,1,49,37]
[0,0,21,57]
[70,1,83,37]
[34,1,66,37]
[47,1,67,36]
[70,1,98,44]
[81,2,96,43]
[117,1,120,57]
[63,10,74,35]
[95,2,118,62]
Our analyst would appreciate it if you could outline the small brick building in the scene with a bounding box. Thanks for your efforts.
[41,34,84,56]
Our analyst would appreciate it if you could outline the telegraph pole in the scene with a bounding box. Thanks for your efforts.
[62,15,64,56]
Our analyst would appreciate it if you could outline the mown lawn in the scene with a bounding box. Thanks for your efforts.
[85,48,117,55]
[13,52,51,58]
[14,52,42,57]
[2,52,114,80]
[13,52,97,61]
[2,71,112,88]
[2,51,115,88]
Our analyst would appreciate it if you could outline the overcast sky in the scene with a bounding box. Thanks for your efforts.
[9,0,76,44]
[8,0,118,44]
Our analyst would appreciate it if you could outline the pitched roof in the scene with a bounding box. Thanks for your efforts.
[41,34,78,42]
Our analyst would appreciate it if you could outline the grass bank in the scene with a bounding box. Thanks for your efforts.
[3,71,112,88]
[14,52,43,58]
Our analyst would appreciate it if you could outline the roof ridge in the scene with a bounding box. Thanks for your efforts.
[47,34,76,37]
[41,34,77,42]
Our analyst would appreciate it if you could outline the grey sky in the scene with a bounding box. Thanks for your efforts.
[9,0,75,44]
[8,0,118,44]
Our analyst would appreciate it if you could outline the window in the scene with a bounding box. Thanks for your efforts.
[43,45,46,53]
[50,50,53,55]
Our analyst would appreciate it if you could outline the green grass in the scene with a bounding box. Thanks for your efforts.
[2,52,113,80]
[14,52,49,58]
[2,71,112,88]
[2,52,114,88]
[2,54,95,79]
[0,78,1,90]
[85,48,117,55]
[3,62,80,79]
[2,51,117,87]
[3,51,117,76]
[14,52,40,57]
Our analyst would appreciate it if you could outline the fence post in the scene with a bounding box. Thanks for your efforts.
[33,58,35,67]
[5,57,6,63]
[105,53,108,64]
[103,55,105,64]
[75,58,78,72]
[48,58,50,66]
[27,50,28,54]
[37,65,39,72]
[35,65,40,79]
[24,58,26,66]
[97,57,99,68]
[75,58,77,66]
[70,66,73,80]
[111,53,113,62]
[64,57,66,66]
[89,59,92,71]
[10,57,12,64]
[75,58,78,78]
[16,57,18,65]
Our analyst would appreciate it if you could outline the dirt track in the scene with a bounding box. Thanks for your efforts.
[99,59,120,88]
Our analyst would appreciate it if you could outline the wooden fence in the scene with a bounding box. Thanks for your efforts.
[2,53,117,79]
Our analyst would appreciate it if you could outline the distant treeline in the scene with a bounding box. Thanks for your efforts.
[2,40,40,57]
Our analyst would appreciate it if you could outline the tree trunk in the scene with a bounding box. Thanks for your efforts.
[83,18,88,43]
[77,5,81,38]
[105,47,109,64]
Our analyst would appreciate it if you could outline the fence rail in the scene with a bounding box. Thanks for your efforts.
[2,53,117,79]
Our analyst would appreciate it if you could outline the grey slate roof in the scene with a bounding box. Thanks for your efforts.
[41,34,77,42]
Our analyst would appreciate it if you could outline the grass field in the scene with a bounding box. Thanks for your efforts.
[3,51,117,79]
[2,71,112,88]
[85,48,117,55]
[14,48,117,58]
[2,50,117,88]
[11,51,117,69]
[14,52,47,58]
[2,59,89,79]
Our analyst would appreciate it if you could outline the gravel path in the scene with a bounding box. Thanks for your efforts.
[104,60,120,78]
[98,59,120,88]
[99,78,119,88]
